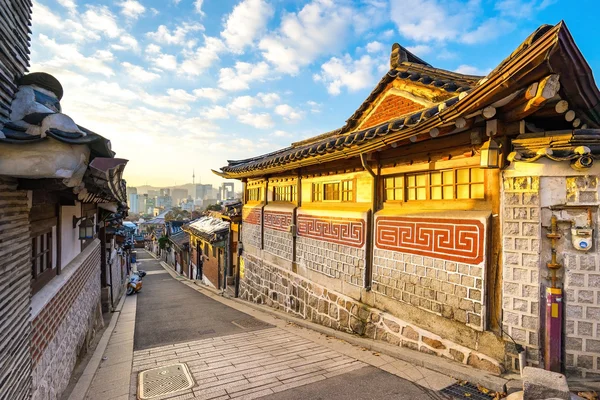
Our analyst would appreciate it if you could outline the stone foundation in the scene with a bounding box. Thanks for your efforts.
[31,240,104,400]
[240,252,503,374]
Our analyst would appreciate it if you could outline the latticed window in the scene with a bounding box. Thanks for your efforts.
[312,180,354,202]
[384,167,485,201]
[312,183,322,202]
[247,187,262,202]
[273,185,297,202]
[31,230,54,293]
[341,180,354,201]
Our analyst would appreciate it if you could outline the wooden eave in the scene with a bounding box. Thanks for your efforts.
[216,22,600,179]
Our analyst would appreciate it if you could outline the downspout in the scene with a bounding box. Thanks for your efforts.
[360,153,378,291]
[292,172,301,273]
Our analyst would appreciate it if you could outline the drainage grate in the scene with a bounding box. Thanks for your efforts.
[440,382,497,400]
[138,363,194,399]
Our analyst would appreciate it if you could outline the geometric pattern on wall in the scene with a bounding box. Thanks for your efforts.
[297,214,365,248]
[375,216,485,264]
[243,207,262,225]
[264,210,292,232]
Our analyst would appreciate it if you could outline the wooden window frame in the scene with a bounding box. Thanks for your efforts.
[246,187,262,202]
[273,184,297,202]
[383,167,486,202]
[312,179,355,203]
[31,229,55,295]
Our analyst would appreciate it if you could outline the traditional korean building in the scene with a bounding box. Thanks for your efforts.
[215,23,600,378]
[0,3,128,399]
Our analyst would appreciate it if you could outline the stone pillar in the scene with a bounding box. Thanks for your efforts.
[502,176,542,369]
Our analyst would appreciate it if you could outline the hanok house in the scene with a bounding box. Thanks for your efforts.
[183,216,232,288]
[0,3,128,398]
[215,22,600,378]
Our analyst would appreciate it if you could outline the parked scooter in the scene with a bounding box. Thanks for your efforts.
[126,270,146,295]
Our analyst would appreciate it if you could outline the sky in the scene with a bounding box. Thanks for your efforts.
[29,0,600,189]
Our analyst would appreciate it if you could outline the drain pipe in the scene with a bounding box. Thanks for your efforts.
[360,152,378,290]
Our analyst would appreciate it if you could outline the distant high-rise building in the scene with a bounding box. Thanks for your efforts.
[138,195,147,215]
[128,193,139,213]
[127,186,137,195]
[172,188,188,205]
[160,188,171,197]
[220,182,235,201]
[195,184,212,200]
[146,197,156,213]
[148,189,159,197]
[157,195,172,208]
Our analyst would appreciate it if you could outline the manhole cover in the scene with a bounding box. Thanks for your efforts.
[138,363,194,399]
[440,382,497,400]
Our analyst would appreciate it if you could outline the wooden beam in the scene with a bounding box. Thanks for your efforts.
[565,110,576,122]
[573,118,581,128]
[500,74,561,121]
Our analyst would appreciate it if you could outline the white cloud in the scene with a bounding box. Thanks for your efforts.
[366,41,384,54]
[57,0,77,12]
[275,104,302,122]
[119,0,145,19]
[229,95,263,111]
[221,0,273,53]
[36,34,115,77]
[193,88,225,102]
[141,89,197,111]
[306,100,321,113]
[406,44,432,57]
[461,18,515,44]
[32,1,100,42]
[201,106,230,119]
[257,93,280,108]
[194,0,204,15]
[237,112,274,129]
[150,8,159,15]
[259,0,354,74]
[218,61,271,91]
[315,54,382,95]
[145,45,177,71]
[273,130,291,137]
[147,23,204,46]
[82,6,121,39]
[454,64,488,75]
[122,62,161,82]
[179,36,225,76]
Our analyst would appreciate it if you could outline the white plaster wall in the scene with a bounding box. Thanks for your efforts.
[60,202,81,269]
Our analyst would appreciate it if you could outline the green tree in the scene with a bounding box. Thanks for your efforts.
[206,203,222,211]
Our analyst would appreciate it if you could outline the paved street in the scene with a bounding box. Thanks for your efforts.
[85,250,454,400]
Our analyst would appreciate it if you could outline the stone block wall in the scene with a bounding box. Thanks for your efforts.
[372,250,485,329]
[263,209,293,261]
[296,213,366,286]
[242,206,262,250]
[373,214,488,330]
[501,176,542,369]
[297,237,365,286]
[240,252,502,374]
[32,240,103,400]
[0,178,32,400]
[562,176,600,379]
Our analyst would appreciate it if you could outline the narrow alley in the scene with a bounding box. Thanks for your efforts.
[82,250,454,400]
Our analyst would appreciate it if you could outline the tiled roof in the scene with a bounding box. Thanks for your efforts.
[169,231,189,249]
[217,50,481,177]
[218,94,462,176]
[184,216,229,243]
[216,22,600,178]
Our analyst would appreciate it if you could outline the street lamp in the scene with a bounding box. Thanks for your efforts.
[480,137,501,169]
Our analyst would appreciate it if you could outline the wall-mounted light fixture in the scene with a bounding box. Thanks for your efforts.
[73,215,95,240]
[480,137,501,169]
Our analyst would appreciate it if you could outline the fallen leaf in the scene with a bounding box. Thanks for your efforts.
[373,352,380,356]
[477,384,491,394]
[464,393,471,397]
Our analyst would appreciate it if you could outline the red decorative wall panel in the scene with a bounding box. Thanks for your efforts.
[243,207,262,225]
[375,216,485,264]
[264,211,292,232]
[297,214,365,248]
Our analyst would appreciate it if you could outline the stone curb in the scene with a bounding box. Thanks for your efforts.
[156,259,513,393]
[67,292,128,400]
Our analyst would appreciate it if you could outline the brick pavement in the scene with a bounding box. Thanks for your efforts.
[130,327,366,400]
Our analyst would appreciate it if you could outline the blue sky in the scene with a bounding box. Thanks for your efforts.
[29,0,600,188]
